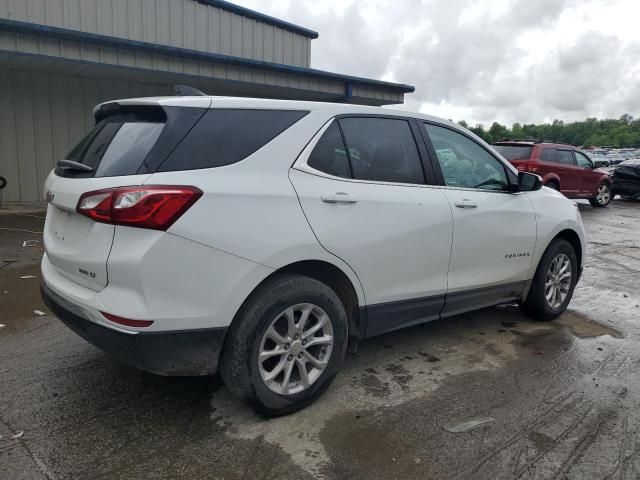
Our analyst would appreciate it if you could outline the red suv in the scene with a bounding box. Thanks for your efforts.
[493,141,613,207]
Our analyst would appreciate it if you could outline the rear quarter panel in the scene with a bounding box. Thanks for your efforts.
[143,110,366,307]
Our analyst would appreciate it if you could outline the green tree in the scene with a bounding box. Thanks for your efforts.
[455,115,640,148]
[488,122,510,142]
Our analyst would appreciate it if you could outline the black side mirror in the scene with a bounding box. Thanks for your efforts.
[517,171,543,191]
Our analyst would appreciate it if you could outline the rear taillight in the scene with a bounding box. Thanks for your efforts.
[522,162,538,173]
[77,186,202,230]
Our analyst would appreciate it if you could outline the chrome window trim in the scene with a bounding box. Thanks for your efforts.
[292,118,431,189]
[292,118,525,195]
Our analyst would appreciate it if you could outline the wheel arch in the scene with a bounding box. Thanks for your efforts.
[522,227,583,302]
[553,229,583,273]
[543,173,561,188]
[229,259,365,344]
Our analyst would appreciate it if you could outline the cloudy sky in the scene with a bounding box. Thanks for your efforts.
[235,0,640,127]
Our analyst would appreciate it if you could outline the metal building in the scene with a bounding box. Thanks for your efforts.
[0,0,414,203]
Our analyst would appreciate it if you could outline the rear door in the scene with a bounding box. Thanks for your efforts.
[420,122,536,315]
[290,116,453,336]
[43,100,210,291]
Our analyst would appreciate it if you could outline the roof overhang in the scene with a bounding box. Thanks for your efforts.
[0,19,414,106]
[194,0,319,39]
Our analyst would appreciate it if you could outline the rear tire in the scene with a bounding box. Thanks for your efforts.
[220,274,348,416]
[589,183,612,207]
[546,181,560,191]
[520,239,578,321]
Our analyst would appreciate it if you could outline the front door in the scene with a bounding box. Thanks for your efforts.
[539,148,580,195]
[421,122,537,316]
[574,150,599,196]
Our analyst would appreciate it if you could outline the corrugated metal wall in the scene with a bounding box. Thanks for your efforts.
[0,0,311,67]
[0,28,346,102]
[0,66,172,203]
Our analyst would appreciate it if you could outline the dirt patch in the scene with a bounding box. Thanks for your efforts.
[358,373,391,398]
[384,363,413,391]
[417,351,441,362]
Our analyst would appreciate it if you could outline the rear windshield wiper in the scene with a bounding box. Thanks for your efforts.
[57,159,94,173]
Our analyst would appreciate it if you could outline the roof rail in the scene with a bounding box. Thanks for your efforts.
[494,138,537,143]
[494,138,577,147]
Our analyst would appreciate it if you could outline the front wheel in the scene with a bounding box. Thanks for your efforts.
[520,239,578,321]
[589,183,612,207]
[220,274,348,416]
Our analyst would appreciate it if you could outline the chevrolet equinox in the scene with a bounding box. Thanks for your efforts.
[41,96,586,415]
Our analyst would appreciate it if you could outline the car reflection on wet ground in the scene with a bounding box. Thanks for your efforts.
[1,200,639,479]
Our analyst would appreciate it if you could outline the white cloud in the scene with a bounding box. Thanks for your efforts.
[235,0,640,125]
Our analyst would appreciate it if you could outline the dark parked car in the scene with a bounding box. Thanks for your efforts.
[613,160,640,200]
[493,141,613,207]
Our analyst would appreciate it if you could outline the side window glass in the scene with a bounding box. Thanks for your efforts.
[424,123,509,191]
[556,150,575,165]
[307,122,351,178]
[540,148,557,162]
[338,118,425,184]
[159,109,308,172]
[575,151,593,168]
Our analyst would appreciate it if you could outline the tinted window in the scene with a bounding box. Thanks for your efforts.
[540,148,557,162]
[556,150,575,165]
[338,118,424,184]
[493,145,533,160]
[424,123,509,191]
[575,151,593,168]
[159,109,308,172]
[65,110,165,177]
[307,122,351,178]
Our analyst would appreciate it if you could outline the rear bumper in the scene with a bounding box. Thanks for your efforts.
[41,282,227,376]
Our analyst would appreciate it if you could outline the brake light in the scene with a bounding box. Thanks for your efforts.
[77,186,202,230]
[101,311,154,328]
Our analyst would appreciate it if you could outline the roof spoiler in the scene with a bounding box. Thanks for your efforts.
[174,85,207,96]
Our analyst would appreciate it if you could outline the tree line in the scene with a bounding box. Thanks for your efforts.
[457,114,640,148]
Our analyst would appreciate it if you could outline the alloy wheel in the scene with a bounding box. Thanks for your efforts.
[545,253,572,310]
[596,184,611,205]
[258,303,334,395]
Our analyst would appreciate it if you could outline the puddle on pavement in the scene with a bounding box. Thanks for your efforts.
[0,263,48,332]
[556,310,623,339]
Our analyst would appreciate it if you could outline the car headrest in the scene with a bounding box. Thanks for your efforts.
[372,142,406,177]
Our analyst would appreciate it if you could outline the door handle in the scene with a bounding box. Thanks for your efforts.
[321,192,357,204]
[454,199,478,209]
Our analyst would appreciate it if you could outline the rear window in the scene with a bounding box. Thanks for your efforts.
[158,109,308,172]
[65,108,165,177]
[493,145,533,161]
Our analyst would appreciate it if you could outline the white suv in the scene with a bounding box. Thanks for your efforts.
[41,96,585,415]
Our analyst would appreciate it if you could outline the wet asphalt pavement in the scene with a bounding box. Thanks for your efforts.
[1,200,639,479]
